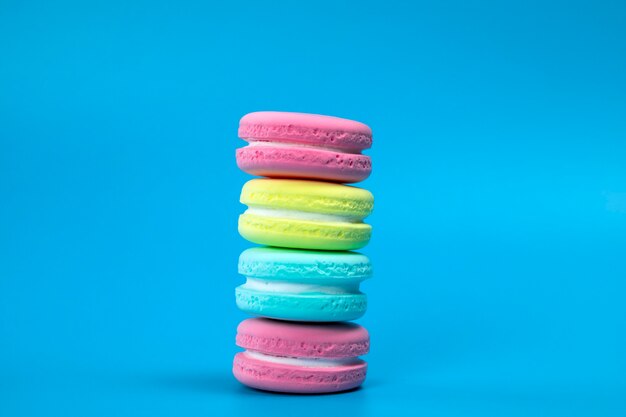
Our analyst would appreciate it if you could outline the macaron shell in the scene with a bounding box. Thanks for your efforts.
[238,213,371,250]
[236,146,371,183]
[235,287,367,322]
[239,111,372,152]
[233,352,367,394]
[236,318,370,358]
[240,179,373,217]
[238,247,372,282]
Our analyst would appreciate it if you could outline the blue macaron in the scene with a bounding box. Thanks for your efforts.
[235,247,371,322]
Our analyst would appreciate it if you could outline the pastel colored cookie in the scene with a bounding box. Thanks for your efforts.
[238,179,374,250]
[233,318,369,393]
[237,111,372,183]
[236,247,371,321]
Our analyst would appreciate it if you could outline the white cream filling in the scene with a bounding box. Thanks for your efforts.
[245,139,356,154]
[245,206,362,223]
[244,350,361,367]
[242,277,359,294]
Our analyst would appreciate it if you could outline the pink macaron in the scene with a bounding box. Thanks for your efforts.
[236,111,372,183]
[233,318,369,394]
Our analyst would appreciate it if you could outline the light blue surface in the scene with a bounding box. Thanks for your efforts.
[1,1,625,416]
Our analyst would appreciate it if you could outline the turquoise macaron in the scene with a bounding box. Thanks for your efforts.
[235,247,371,322]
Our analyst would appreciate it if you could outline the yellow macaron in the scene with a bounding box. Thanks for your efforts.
[238,179,374,250]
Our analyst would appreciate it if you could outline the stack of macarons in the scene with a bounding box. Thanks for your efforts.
[233,111,374,394]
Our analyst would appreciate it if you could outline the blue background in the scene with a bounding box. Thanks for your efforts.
[1,1,625,416]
